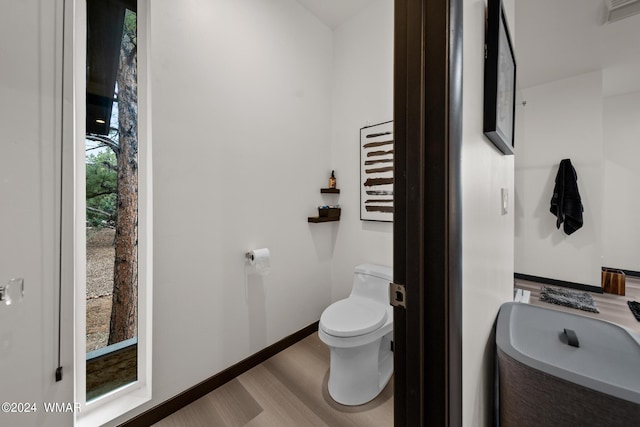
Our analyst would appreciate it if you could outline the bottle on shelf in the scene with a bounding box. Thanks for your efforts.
[329,170,336,189]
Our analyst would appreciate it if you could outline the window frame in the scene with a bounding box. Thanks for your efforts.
[72,0,152,424]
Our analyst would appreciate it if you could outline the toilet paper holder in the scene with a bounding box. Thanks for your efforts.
[245,248,270,265]
[244,248,271,275]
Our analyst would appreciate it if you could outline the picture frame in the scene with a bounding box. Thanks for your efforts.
[483,0,516,155]
[360,121,394,222]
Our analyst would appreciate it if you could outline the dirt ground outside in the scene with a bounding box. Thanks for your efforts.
[86,228,116,352]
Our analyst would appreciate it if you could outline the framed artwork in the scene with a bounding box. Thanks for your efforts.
[360,121,394,222]
[483,0,516,155]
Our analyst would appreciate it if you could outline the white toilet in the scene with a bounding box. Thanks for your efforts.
[318,264,393,406]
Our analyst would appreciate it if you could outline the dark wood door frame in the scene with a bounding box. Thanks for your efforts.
[393,0,463,425]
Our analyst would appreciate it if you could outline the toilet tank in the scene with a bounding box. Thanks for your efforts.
[350,264,393,304]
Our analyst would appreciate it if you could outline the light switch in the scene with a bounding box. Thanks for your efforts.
[501,188,508,215]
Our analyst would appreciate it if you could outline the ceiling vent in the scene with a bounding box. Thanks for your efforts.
[604,0,640,23]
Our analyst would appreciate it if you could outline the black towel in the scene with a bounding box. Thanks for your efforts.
[550,159,583,235]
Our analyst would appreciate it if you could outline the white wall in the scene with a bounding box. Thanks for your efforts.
[0,1,74,426]
[110,0,337,423]
[462,1,515,425]
[109,2,396,424]
[602,91,640,271]
[330,0,394,299]
[515,71,603,286]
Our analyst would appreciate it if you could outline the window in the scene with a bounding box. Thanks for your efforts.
[85,1,138,401]
[75,0,151,424]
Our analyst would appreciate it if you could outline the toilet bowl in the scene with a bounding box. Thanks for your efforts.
[318,264,393,406]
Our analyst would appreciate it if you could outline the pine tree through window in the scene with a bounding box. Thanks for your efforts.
[85,0,138,400]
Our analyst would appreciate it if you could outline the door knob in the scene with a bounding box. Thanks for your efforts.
[0,278,24,306]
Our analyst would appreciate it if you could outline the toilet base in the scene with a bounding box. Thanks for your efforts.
[326,333,393,406]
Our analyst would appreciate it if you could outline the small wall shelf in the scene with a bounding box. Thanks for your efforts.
[309,187,341,223]
[307,216,340,223]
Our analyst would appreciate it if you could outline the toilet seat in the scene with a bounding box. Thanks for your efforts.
[320,298,387,337]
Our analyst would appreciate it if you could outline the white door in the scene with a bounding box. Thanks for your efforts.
[0,1,74,426]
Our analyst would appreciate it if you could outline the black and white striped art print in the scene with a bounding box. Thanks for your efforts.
[360,121,393,222]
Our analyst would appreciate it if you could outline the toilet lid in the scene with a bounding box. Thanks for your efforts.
[320,298,387,337]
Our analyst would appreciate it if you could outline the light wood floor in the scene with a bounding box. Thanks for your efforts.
[152,333,393,427]
[515,276,640,334]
